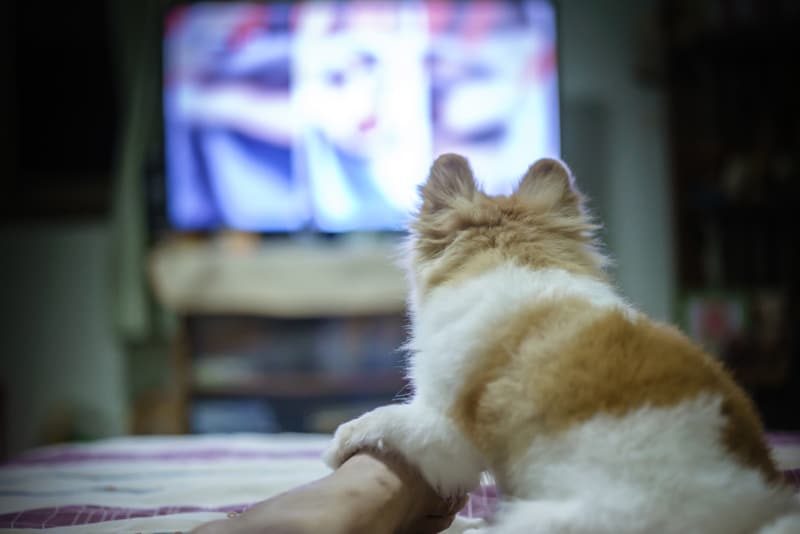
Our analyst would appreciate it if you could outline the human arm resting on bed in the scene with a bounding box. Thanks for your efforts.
[191,451,464,534]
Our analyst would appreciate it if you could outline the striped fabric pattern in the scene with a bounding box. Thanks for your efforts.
[0,433,796,532]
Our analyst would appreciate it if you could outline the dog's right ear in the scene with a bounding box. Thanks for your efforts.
[420,153,476,214]
[516,158,582,215]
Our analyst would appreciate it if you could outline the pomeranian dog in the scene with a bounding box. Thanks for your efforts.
[324,154,799,533]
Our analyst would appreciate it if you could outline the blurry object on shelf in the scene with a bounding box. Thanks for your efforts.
[726,291,791,388]
[718,127,796,210]
[680,289,792,390]
[682,292,747,358]
[720,153,760,205]
[751,292,788,355]
[752,292,788,355]
[313,314,405,376]
[188,315,320,376]
[191,399,280,433]
[188,314,405,389]
[181,314,407,433]
[193,354,260,389]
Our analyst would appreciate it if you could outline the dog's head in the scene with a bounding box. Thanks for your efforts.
[406,154,608,308]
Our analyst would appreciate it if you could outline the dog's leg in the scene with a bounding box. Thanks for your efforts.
[323,401,485,497]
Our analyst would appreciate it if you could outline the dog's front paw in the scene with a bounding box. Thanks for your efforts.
[323,405,398,469]
[323,403,483,498]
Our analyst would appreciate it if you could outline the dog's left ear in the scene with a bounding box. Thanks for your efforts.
[420,153,477,214]
[516,158,582,214]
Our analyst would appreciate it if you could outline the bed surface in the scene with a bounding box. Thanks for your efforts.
[0,433,797,533]
[0,434,496,533]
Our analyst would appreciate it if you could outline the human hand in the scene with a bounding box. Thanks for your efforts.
[191,451,466,534]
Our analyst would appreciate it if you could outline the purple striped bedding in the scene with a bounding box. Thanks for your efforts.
[0,433,797,532]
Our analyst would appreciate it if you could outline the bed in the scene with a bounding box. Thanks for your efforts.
[0,433,797,533]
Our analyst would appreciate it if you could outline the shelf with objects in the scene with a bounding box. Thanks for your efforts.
[149,234,411,434]
[662,0,799,429]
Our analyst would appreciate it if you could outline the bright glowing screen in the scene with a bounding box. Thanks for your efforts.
[164,1,559,232]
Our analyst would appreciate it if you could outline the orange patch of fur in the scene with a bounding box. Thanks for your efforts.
[448,299,779,490]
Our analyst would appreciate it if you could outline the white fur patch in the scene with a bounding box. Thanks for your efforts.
[489,395,798,534]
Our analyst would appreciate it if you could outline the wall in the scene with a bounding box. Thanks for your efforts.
[560,0,675,321]
[0,223,127,457]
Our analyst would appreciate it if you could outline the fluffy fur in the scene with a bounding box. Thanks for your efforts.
[324,154,799,533]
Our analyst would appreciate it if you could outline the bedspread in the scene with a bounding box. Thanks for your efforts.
[0,433,797,533]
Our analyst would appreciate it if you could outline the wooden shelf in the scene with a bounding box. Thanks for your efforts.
[149,236,408,317]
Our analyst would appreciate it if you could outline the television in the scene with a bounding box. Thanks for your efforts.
[163,0,560,233]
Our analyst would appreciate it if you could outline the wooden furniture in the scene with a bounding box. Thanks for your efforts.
[149,235,410,433]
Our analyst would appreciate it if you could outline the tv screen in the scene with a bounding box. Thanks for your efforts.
[164,0,560,232]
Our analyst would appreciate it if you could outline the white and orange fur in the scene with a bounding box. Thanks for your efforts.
[324,154,800,533]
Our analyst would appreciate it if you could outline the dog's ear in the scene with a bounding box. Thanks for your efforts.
[516,158,582,214]
[420,153,476,214]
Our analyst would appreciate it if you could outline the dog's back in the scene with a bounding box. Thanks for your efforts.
[409,155,798,533]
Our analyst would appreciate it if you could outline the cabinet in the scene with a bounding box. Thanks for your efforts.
[182,313,407,433]
[149,236,410,433]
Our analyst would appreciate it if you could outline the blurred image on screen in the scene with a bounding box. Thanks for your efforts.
[163,0,559,232]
